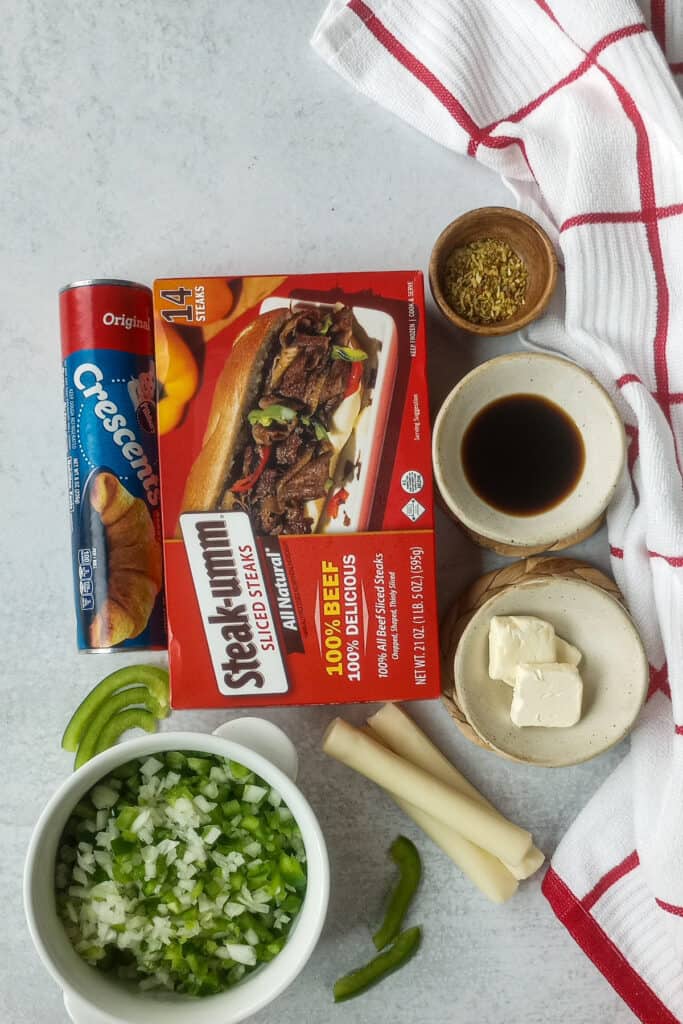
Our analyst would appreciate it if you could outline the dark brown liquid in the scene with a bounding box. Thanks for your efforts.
[461,394,585,516]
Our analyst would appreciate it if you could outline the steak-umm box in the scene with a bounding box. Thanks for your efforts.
[153,272,441,708]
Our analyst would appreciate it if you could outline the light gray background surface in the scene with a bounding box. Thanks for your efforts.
[2,2,637,1022]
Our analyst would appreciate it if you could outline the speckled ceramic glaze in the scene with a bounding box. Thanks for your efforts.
[453,575,648,766]
[432,353,626,555]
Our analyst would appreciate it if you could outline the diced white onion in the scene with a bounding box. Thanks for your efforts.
[140,757,164,778]
[243,784,267,804]
[221,944,257,966]
[91,785,119,810]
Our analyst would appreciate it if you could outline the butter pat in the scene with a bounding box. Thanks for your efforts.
[510,663,583,728]
[555,636,582,667]
[488,616,557,685]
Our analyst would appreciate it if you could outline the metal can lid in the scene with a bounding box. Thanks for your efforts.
[59,279,152,295]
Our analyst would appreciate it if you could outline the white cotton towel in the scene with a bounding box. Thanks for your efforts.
[313,3,683,1021]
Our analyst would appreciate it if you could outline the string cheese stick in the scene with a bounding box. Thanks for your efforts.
[323,718,532,866]
[363,728,518,903]
[393,795,518,903]
[512,846,545,880]
[368,704,545,881]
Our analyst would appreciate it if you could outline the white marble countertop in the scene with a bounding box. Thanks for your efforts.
[2,2,637,1022]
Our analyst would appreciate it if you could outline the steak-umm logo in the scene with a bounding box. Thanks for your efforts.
[182,512,289,697]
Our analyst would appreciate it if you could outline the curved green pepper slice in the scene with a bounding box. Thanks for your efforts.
[74,686,167,770]
[372,836,422,951]
[247,404,297,427]
[93,708,158,755]
[331,345,368,362]
[333,926,421,1002]
[61,666,169,752]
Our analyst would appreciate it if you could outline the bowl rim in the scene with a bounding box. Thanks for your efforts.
[428,206,558,336]
[431,351,626,548]
[23,731,330,1024]
[452,575,649,766]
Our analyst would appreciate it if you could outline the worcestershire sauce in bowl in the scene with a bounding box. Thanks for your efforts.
[462,394,585,516]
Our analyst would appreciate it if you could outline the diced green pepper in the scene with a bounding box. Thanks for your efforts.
[187,756,212,777]
[279,853,306,890]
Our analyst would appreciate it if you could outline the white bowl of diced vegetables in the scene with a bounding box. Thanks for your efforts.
[24,730,329,1024]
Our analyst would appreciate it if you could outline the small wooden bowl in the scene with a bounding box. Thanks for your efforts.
[429,207,558,336]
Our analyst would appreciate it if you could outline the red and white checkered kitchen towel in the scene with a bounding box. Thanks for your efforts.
[313,1,683,1020]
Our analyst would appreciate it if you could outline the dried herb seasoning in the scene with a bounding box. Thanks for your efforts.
[443,238,528,324]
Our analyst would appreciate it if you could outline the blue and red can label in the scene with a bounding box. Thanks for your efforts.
[60,280,166,650]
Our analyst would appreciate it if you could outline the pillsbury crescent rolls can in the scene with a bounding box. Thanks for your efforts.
[60,279,166,651]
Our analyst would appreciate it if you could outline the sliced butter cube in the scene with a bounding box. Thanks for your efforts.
[510,663,583,728]
[488,616,557,686]
[555,636,582,667]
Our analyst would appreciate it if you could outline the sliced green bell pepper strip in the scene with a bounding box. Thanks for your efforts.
[74,686,167,770]
[333,926,422,1002]
[247,404,297,427]
[62,666,169,752]
[331,345,368,362]
[372,836,422,951]
[93,708,158,756]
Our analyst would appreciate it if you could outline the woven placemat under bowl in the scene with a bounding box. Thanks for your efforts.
[440,556,622,752]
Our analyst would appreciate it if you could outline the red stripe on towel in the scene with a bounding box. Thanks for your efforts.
[581,850,640,912]
[655,897,683,915]
[648,550,683,567]
[562,203,683,231]
[543,868,680,1024]
[650,0,667,54]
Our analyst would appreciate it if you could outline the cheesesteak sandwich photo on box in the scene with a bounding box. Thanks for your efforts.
[180,303,372,535]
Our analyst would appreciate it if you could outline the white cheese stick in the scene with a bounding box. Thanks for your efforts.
[364,728,518,902]
[395,794,518,903]
[514,845,546,878]
[367,703,545,881]
[323,718,532,866]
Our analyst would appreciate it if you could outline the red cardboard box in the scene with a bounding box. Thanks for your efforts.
[153,272,441,707]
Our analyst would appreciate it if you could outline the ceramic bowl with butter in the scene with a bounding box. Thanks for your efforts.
[432,352,626,556]
[452,575,648,767]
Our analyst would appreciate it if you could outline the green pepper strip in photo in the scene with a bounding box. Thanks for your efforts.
[373,836,422,951]
[61,666,169,752]
[333,926,422,1002]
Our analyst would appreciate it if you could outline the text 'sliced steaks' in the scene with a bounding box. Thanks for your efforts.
[153,272,441,708]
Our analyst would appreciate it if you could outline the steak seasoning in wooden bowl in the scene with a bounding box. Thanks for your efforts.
[429,207,558,336]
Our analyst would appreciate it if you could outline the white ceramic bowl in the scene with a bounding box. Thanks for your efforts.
[24,721,329,1024]
[432,353,626,554]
